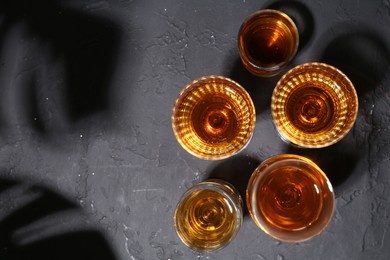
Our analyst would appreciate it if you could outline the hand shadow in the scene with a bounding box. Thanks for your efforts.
[205,155,261,216]
[0,0,123,136]
[0,175,117,260]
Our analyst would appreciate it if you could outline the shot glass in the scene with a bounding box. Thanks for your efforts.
[174,179,243,251]
[172,76,256,160]
[238,9,299,77]
[271,62,358,148]
[246,154,335,242]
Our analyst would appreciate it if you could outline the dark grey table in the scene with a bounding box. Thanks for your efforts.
[1,0,389,259]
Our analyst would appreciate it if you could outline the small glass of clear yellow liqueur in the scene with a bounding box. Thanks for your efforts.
[174,179,243,251]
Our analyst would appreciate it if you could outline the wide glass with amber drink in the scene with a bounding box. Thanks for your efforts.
[272,62,358,148]
[174,180,243,251]
[238,9,299,77]
[246,154,334,242]
[172,76,256,160]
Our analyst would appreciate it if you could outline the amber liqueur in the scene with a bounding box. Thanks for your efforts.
[238,10,298,76]
[190,93,240,145]
[172,76,255,159]
[284,82,338,134]
[256,163,332,231]
[175,189,238,250]
[271,62,358,148]
[243,21,296,67]
[174,180,243,250]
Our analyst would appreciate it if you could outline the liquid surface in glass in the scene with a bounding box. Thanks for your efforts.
[191,94,239,144]
[243,18,296,67]
[238,10,298,76]
[175,189,237,250]
[257,165,328,230]
[285,82,338,134]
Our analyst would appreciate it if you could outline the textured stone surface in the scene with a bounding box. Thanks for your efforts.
[0,0,389,259]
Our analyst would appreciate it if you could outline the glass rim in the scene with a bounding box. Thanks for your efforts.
[271,62,359,148]
[246,154,335,242]
[238,9,299,73]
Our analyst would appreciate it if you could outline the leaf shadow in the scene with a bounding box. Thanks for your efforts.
[0,0,125,137]
[0,174,117,260]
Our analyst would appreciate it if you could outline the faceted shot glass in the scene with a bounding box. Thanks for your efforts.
[271,62,358,148]
[172,76,256,160]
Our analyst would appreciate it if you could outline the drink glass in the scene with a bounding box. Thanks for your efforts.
[246,154,334,242]
[238,9,299,77]
[172,76,256,160]
[271,62,358,148]
[174,179,243,251]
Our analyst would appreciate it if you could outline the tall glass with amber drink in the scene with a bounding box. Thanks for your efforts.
[172,76,256,160]
[174,180,243,251]
[271,62,358,148]
[238,9,299,77]
[246,154,334,242]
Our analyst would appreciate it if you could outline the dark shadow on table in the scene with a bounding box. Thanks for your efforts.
[265,0,315,53]
[225,57,279,116]
[205,155,261,216]
[0,175,117,260]
[284,138,361,194]
[0,0,123,137]
[317,23,390,98]
[317,23,390,152]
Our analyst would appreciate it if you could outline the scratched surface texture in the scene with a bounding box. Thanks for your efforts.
[0,0,389,259]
